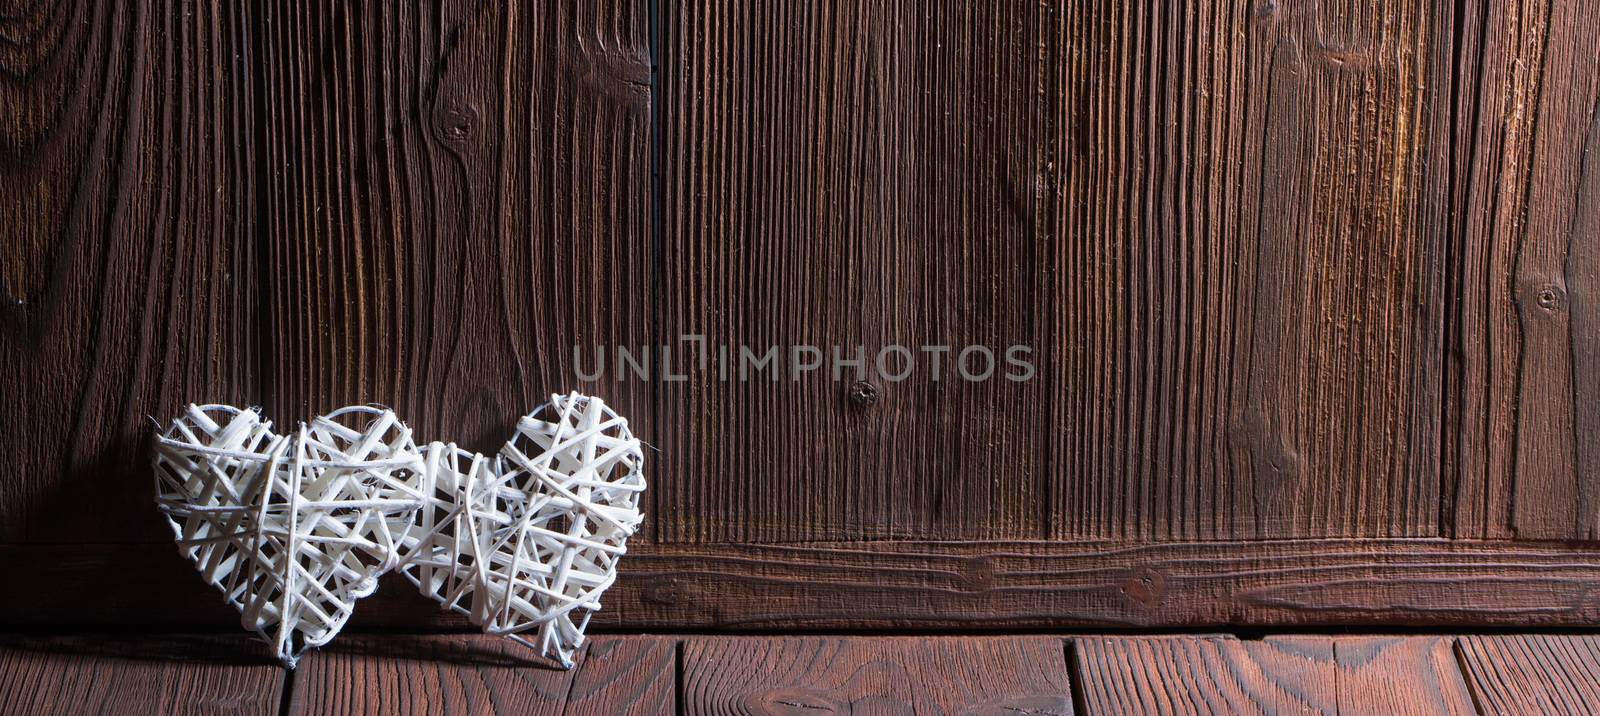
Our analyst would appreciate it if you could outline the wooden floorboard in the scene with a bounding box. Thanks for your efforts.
[1326,637,1479,715]
[680,636,1075,714]
[1455,635,1600,715]
[1072,635,1476,716]
[12,633,1600,713]
[0,635,284,716]
[286,635,674,715]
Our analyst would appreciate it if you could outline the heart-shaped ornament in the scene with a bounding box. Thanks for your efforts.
[152,404,428,667]
[397,393,647,667]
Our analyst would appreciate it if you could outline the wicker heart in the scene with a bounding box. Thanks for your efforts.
[152,404,428,667]
[397,393,646,667]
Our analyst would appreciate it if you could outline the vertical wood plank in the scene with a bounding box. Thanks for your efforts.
[1047,0,1450,540]
[0,635,284,715]
[288,635,674,715]
[681,636,1074,714]
[661,0,1060,543]
[0,0,260,541]
[253,0,654,470]
[665,0,1450,544]
[1448,0,1600,539]
[1456,635,1600,715]
[1073,635,1475,716]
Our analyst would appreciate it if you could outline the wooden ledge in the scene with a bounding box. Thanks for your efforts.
[7,539,1600,630]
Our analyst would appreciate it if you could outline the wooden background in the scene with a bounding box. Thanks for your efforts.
[3,0,1599,632]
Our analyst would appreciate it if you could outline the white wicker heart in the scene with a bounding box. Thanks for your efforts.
[397,393,647,668]
[151,404,428,667]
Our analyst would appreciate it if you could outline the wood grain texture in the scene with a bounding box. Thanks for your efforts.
[0,0,260,541]
[608,539,1600,631]
[287,635,674,715]
[252,0,654,476]
[1073,635,1475,715]
[682,636,1074,714]
[11,540,1600,630]
[1325,637,1477,715]
[1447,0,1600,539]
[1046,0,1452,540]
[663,0,1451,544]
[0,635,283,715]
[4,0,1600,635]
[1455,635,1600,715]
[10,633,1600,714]
[659,0,1060,543]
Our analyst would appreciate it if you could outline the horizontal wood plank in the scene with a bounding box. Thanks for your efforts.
[1072,635,1475,715]
[287,635,674,715]
[4,633,1600,714]
[611,540,1600,630]
[0,635,284,715]
[9,540,1600,630]
[681,636,1073,714]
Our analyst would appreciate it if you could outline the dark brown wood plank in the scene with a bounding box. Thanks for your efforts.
[1455,635,1600,715]
[1447,0,1600,539]
[0,635,283,715]
[288,635,673,715]
[665,0,1449,546]
[1073,635,1474,715]
[13,540,1600,630]
[1049,0,1452,540]
[660,0,1059,542]
[252,0,654,470]
[682,636,1073,714]
[0,0,260,541]
[608,539,1600,631]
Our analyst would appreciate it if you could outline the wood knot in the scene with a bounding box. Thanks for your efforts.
[1536,285,1566,312]
[435,102,477,143]
[1120,567,1167,607]
[847,381,879,408]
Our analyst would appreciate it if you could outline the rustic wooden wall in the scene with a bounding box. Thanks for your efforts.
[3,0,1599,630]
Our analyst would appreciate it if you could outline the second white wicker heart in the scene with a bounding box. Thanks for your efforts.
[397,392,647,668]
